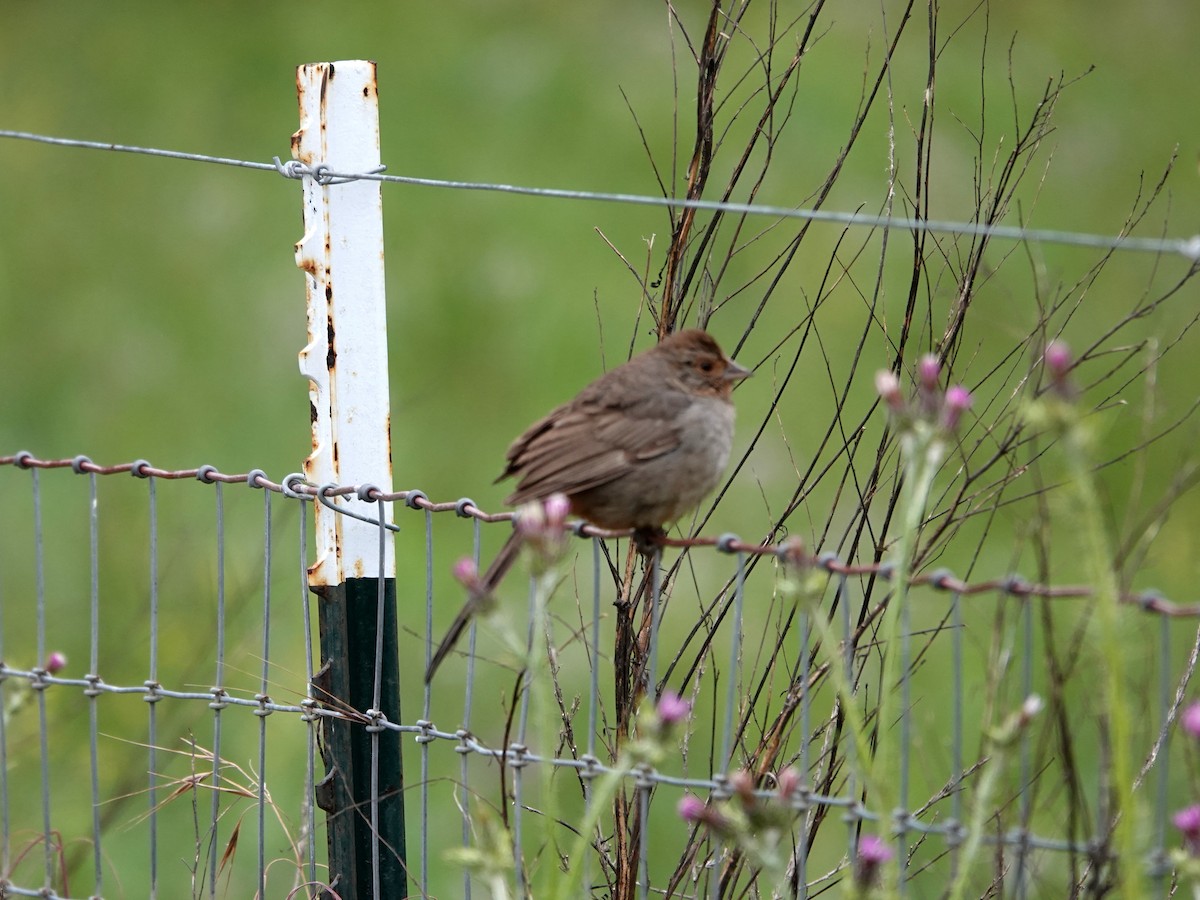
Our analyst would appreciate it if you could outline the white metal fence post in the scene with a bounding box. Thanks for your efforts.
[293,59,405,899]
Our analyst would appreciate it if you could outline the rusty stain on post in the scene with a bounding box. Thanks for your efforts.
[293,59,394,587]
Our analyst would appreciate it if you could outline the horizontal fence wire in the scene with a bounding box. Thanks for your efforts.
[1,452,1197,898]
[2,129,1199,263]
[6,452,1198,615]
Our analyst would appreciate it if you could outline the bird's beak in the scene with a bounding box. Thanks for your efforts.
[724,358,752,382]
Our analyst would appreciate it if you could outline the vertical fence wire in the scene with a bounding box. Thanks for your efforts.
[797,606,812,899]
[513,571,537,899]
[513,737,527,899]
[31,468,54,890]
[459,513,481,900]
[951,589,964,882]
[369,497,388,898]
[637,780,650,900]
[704,550,747,900]
[719,549,746,775]
[296,494,318,894]
[838,574,858,862]
[0,507,7,884]
[146,474,159,897]
[897,582,911,896]
[640,548,664,900]
[256,485,273,900]
[207,482,226,899]
[582,536,602,895]
[587,537,601,763]
[647,549,663,696]
[86,471,103,894]
[1017,594,1033,897]
[420,506,434,897]
[1151,613,1171,893]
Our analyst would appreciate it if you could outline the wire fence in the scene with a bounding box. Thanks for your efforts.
[2,452,1198,897]
[3,129,1199,263]
[4,62,1200,895]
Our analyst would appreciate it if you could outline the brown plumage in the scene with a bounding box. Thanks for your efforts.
[425,329,750,682]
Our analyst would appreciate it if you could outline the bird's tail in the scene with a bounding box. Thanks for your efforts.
[424,528,524,683]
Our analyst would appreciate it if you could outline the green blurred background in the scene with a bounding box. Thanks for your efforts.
[3,1,1200,896]
[3,1,1197,487]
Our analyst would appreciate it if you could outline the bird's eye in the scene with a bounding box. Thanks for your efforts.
[698,360,714,373]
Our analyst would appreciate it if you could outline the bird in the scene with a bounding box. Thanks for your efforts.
[425,328,751,682]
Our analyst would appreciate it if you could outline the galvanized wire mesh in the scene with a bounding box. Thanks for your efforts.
[1,453,1196,898]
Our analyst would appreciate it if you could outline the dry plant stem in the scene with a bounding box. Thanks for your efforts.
[658,2,722,333]
[551,760,640,900]
[610,543,651,899]
[652,2,926,885]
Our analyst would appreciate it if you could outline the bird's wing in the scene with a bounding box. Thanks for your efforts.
[502,399,684,506]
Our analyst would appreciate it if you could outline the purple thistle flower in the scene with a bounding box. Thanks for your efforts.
[1174,804,1200,856]
[858,834,894,863]
[677,794,707,823]
[452,557,481,590]
[657,690,692,725]
[854,834,894,886]
[874,370,905,413]
[1044,340,1072,379]
[1043,340,1079,400]
[1183,702,1200,739]
[777,766,802,800]
[729,769,757,808]
[677,794,729,834]
[941,385,973,431]
[917,354,941,390]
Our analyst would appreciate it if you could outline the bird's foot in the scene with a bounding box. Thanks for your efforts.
[632,526,667,556]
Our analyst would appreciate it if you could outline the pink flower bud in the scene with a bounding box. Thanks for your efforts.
[917,354,942,390]
[941,384,973,431]
[1042,340,1079,401]
[1044,340,1072,379]
[677,794,728,833]
[677,794,708,823]
[776,766,802,800]
[452,557,480,589]
[44,651,67,674]
[514,502,547,536]
[1018,694,1044,727]
[657,690,692,725]
[1183,701,1200,739]
[729,769,756,807]
[858,834,894,864]
[854,834,894,886]
[543,493,570,528]
[1175,804,1200,855]
[874,370,904,413]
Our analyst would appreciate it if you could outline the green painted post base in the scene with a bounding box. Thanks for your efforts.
[312,577,406,899]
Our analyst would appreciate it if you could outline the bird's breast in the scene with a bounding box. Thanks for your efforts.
[569,396,735,529]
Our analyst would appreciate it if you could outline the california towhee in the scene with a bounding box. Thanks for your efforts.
[425,328,750,682]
